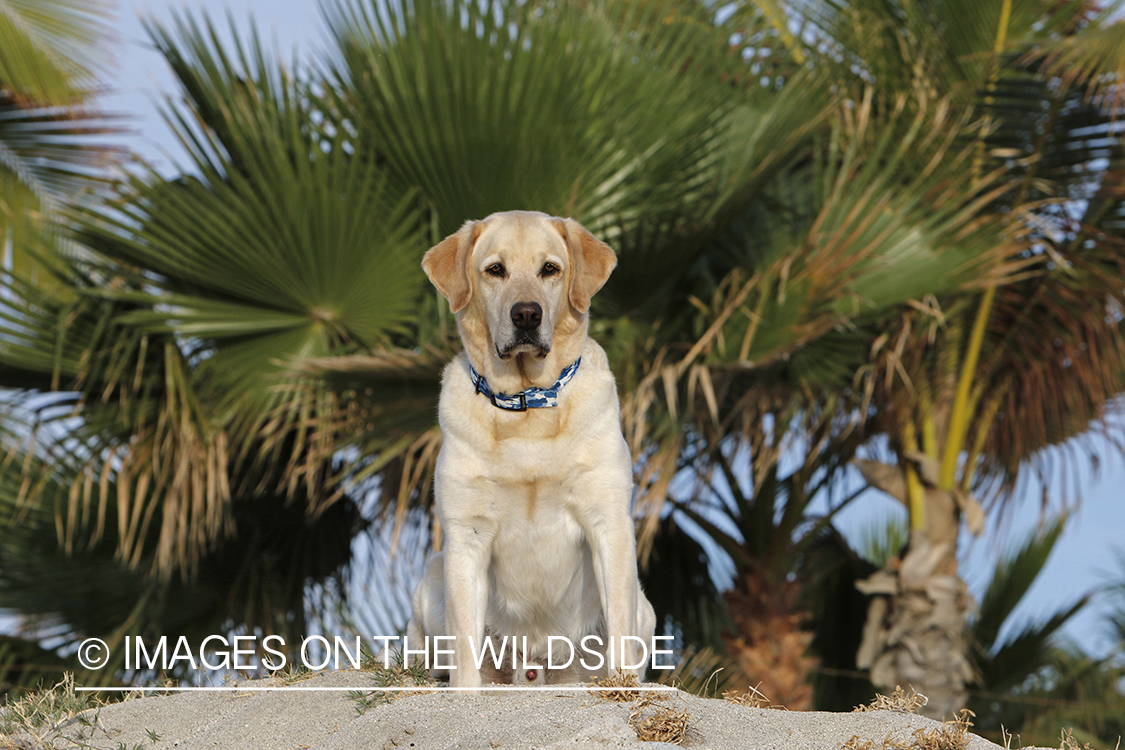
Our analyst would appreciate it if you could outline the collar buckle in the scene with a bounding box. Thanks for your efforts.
[491,392,527,411]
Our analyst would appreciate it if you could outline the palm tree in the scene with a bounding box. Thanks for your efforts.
[0,12,418,689]
[599,0,1125,715]
[0,0,119,286]
[801,512,1107,724]
[960,547,1125,748]
[0,0,131,692]
[967,518,1094,741]
[795,0,1125,717]
[0,0,761,687]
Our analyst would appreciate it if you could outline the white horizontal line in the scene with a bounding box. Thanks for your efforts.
[76,686,677,693]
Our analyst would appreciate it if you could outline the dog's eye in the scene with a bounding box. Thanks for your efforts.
[540,262,559,277]
[485,263,506,278]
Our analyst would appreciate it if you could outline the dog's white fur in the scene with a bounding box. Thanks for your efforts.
[407,210,656,689]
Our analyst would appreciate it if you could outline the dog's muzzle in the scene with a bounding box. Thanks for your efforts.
[498,301,550,359]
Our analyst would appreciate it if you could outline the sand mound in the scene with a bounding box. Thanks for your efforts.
[4,671,1021,750]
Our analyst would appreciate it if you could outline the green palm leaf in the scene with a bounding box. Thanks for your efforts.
[967,520,1103,738]
[971,517,1083,666]
[325,0,723,227]
[321,0,789,302]
[0,94,121,289]
[0,0,112,105]
[0,0,121,292]
[0,97,116,206]
[0,14,432,577]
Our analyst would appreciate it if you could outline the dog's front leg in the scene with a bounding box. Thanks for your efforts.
[442,519,494,690]
[584,506,641,676]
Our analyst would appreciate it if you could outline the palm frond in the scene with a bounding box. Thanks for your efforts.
[1030,17,1125,116]
[800,0,1089,97]
[970,515,1092,696]
[0,12,434,577]
[285,349,447,520]
[322,0,736,242]
[0,411,366,692]
[640,513,733,652]
[971,641,1125,746]
[973,516,1068,651]
[966,122,1125,483]
[619,89,1022,524]
[0,0,113,105]
[698,91,1020,373]
[0,93,123,286]
[0,95,118,207]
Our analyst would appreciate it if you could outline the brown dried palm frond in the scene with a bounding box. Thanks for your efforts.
[0,281,236,577]
[618,89,1027,545]
[976,240,1125,487]
[867,205,1125,504]
[284,348,447,538]
[857,43,1125,511]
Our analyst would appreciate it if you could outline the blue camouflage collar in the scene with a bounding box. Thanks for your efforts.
[470,358,582,411]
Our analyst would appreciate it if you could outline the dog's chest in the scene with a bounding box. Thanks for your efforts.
[487,492,597,632]
[488,477,585,549]
[488,406,565,442]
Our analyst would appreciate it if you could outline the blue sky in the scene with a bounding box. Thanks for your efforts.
[102,0,1125,658]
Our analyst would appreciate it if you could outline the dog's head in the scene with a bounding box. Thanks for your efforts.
[422,211,616,363]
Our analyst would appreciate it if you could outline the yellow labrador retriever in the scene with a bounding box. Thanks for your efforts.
[407,210,656,688]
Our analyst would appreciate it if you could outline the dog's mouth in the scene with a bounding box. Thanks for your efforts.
[496,335,550,361]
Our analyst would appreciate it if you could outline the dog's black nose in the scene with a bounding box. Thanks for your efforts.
[510,302,542,331]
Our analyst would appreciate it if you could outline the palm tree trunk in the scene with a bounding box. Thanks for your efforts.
[852,0,1014,719]
[722,567,817,710]
[854,483,975,720]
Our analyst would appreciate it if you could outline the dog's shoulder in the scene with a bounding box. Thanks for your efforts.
[436,351,481,434]
[569,337,620,405]
[577,337,612,376]
[439,350,474,392]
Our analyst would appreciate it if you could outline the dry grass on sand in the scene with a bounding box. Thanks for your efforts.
[853,686,930,715]
[347,648,438,713]
[590,672,690,745]
[0,674,136,750]
[843,687,975,750]
[723,683,781,709]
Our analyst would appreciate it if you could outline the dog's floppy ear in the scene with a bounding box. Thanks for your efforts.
[555,218,617,314]
[422,221,482,313]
